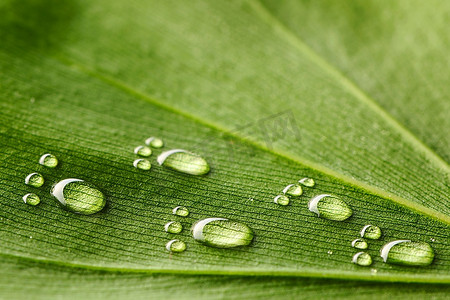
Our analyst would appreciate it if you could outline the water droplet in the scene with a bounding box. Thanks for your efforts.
[282,184,302,196]
[274,195,289,206]
[351,238,368,250]
[371,268,378,274]
[430,238,436,242]
[327,250,333,255]
[22,193,40,206]
[25,173,44,187]
[134,146,152,157]
[51,179,106,215]
[166,239,186,252]
[133,159,151,170]
[192,218,254,248]
[298,177,315,187]
[308,194,352,221]
[380,240,434,266]
[172,206,189,217]
[352,252,372,266]
[164,221,183,233]
[360,225,381,240]
[157,149,209,175]
[145,137,164,148]
[39,153,58,168]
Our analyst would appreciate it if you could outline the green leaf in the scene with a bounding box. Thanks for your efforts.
[0,0,448,298]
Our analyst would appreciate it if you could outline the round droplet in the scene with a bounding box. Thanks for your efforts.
[380,240,434,266]
[192,218,254,248]
[133,159,151,170]
[157,149,209,175]
[145,137,164,148]
[39,153,58,168]
[51,179,106,215]
[360,225,382,240]
[134,146,152,157]
[298,177,315,187]
[308,194,352,221]
[25,173,44,187]
[22,193,40,206]
[166,239,186,252]
[274,194,289,206]
[351,238,368,250]
[164,221,183,233]
[282,184,302,196]
[173,206,189,217]
[352,252,372,266]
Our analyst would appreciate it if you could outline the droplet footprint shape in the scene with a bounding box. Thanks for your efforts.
[380,240,434,266]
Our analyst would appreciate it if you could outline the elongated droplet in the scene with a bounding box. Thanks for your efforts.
[298,177,315,187]
[173,206,189,217]
[192,218,254,248]
[352,238,368,249]
[380,240,434,266]
[134,146,152,157]
[282,184,302,196]
[166,239,186,252]
[308,194,352,221]
[274,194,289,206]
[165,221,183,233]
[39,153,58,168]
[22,193,40,206]
[145,137,164,148]
[158,149,209,175]
[352,252,372,266]
[25,173,44,187]
[133,159,151,170]
[360,225,382,240]
[51,179,106,215]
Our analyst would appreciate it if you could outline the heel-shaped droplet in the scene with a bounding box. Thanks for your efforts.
[192,218,254,248]
[380,240,434,266]
[308,194,352,221]
[157,149,209,175]
[25,173,44,187]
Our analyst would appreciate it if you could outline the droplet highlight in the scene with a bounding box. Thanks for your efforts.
[22,193,40,206]
[274,194,289,206]
[360,225,382,240]
[282,184,302,196]
[380,240,434,266]
[352,252,372,266]
[25,173,44,187]
[145,137,164,148]
[166,239,186,252]
[351,238,368,250]
[164,221,183,234]
[133,159,151,170]
[298,177,315,187]
[134,146,152,157]
[172,206,189,217]
[39,153,58,168]
[51,179,106,215]
[157,149,209,175]
[308,194,352,221]
[192,218,254,248]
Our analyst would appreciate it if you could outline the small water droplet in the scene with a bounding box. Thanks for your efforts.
[351,238,368,249]
[282,184,302,196]
[298,177,315,187]
[164,221,183,233]
[360,225,381,240]
[380,240,434,266]
[192,218,254,248]
[308,194,352,221]
[30,97,35,103]
[430,238,436,242]
[327,250,333,255]
[371,268,377,274]
[134,146,152,157]
[274,195,289,206]
[157,149,209,175]
[352,252,372,266]
[166,239,186,252]
[39,153,58,168]
[22,193,40,206]
[133,159,151,170]
[51,179,106,215]
[173,206,189,217]
[25,173,44,187]
[145,137,164,148]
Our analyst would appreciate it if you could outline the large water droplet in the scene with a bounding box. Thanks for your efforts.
[282,184,302,196]
[172,206,189,217]
[133,159,151,170]
[308,194,352,221]
[352,252,372,266]
[352,238,368,250]
[39,153,58,168]
[166,239,186,252]
[25,173,44,187]
[157,149,209,175]
[164,221,183,233]
[360,225,382,240]
[145,137,164,148]
[274,194,289,206]
[298,177,315,187]
[134,146,152,157]
[51,179,106,215]
[22,193,40,206]
[380,240,434,266]
[192,218,254,248]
